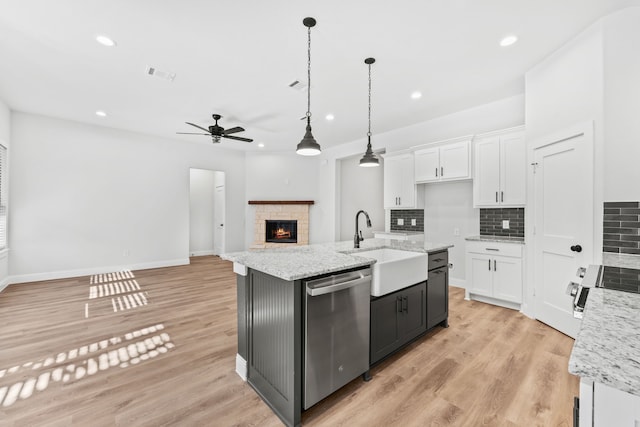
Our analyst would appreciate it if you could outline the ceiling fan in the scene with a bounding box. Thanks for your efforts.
[177,114,253,143]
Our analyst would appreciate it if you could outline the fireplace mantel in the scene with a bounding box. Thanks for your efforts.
[248,200,314,205]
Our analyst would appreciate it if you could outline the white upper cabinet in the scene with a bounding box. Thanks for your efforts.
[473,128,526,207]
[415,140,471,183]
[384,153,422,209]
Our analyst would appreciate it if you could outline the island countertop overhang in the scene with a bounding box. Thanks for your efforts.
[220,238,453,281]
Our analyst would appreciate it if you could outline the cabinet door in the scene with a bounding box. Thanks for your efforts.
[401,282,427,343]
[384,155,403,208]
[500,132,526,206]
[398,155,415,207]
[493,256,522,303]
[593,382,640,427]
[414,147,439,182]
[439,141,470,181]
[427,267,448,329]
[370,293,402,364]
[467,253,493,296]
[474,137,501,207]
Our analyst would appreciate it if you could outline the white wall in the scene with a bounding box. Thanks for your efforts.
[244,152,321,248]
[0,97,10,290]
[603,8,640,201]
[339,153,384,240]
[189,168,216,256]
[9,113,246,282]
[423,181,479,286]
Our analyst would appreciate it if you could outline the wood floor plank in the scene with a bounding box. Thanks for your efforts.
[0,256,579,426]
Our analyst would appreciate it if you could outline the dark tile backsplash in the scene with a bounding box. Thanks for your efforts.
[390,209,424,232]
[603,201,640,254]
[480,208,525,238]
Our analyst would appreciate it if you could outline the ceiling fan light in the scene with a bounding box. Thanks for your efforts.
[296,122,321,156]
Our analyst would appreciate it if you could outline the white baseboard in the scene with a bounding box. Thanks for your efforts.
[189,250,216,257]
[0,276,9,293]
[236,354,247,381]
[468,293,521,311]
[7,258,190,285]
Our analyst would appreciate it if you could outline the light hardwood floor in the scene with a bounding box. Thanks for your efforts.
[0,256,578,426]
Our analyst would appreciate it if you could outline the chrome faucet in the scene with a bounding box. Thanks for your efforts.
[354,210,372,248]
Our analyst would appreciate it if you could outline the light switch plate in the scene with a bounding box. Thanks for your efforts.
[397,218,404,226]
[502,220,510,229]
[411,219,417,226]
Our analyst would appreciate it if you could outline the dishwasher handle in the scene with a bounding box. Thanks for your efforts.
[306,271,371,297]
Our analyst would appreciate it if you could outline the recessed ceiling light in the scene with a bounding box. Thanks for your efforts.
[258,143,265,148]
[325,114,335,121]
[499,35,518,47]
[95,110,107,117]
[96,35,117,47]
[411,91,422,100]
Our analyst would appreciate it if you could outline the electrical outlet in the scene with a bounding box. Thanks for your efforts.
[502,220,510,229]
[454,228,460,236]
[411,218,417,226]
[397,218,404,226]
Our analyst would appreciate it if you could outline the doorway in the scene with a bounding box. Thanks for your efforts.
[189,169,226,257]
[532,122,594,338]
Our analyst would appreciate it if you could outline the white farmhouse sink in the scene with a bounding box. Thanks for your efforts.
[355,248,428,296]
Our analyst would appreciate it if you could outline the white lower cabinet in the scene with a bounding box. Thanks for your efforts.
[465,241,523,308]
[580,379,640,426]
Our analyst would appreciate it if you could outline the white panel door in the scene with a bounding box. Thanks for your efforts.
[474,137,500,206]
[533,123,593,338]
[467,253,493,296]
[500,133,526,206]
[493,256,523,303]
[383,155,403,208]
[439,141,469,181]
[398,155,415,207]
[213,184,226,255]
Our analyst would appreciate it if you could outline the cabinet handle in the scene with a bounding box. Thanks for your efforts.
[494,260,497,271]
[495,191,498,202]
[397,296,402,313]
[402,296,408,313]
[486,248,499,251]
[501,191,504,202]
[432,258,444,262]
[488,259,491,271]
[435,167,438,177]
[441,166,444,177]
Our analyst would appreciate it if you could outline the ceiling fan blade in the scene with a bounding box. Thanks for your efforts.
[176,132,210,135]
[223,126,245,135]
[223,135,253,142]
[186,122,211,133]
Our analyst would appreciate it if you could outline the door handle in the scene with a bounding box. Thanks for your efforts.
[397,296,402,313]
[488,259,491,271]
[501,191,504,202]
[495,192,498,203]
[402,296,408,313]
[494,260,497,271]
[570,245,583,253]
[441,166,444,177]
[435,167,438,177]
[220,224,224,227]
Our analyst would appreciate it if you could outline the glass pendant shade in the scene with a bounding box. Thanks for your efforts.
[296,118,321,156]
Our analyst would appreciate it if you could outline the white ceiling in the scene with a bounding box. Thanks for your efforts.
[0,0,637,153]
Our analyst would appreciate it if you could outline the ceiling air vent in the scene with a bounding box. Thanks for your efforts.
[288,79,307,92]
[146,66,176,82]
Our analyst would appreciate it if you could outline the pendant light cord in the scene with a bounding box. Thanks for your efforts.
[306,25,312,121]
[367,62,372,138]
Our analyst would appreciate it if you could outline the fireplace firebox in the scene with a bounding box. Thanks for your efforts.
[265,220,298,243]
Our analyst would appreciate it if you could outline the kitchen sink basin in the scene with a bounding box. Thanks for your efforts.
[354,248,428,296]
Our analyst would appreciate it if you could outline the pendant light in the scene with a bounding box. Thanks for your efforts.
[360,57,379,167]
[296,17,322,156]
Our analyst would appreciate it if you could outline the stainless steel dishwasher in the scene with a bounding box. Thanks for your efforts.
[303,267,371,409]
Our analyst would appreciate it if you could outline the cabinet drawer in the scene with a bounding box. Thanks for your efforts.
[428,251,448,270]
[466,241,522,258]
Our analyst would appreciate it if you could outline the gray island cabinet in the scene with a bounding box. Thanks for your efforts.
[222,239,452,427]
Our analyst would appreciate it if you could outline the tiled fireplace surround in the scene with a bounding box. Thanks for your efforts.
[250,202,310,249]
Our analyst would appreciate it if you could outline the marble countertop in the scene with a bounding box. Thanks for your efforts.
[465,235,525,244]
[569,252,640,397]
[220,238,454,281]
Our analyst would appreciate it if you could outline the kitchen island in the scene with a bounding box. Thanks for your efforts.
[221,239,452,427]
[569,253,640,426]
